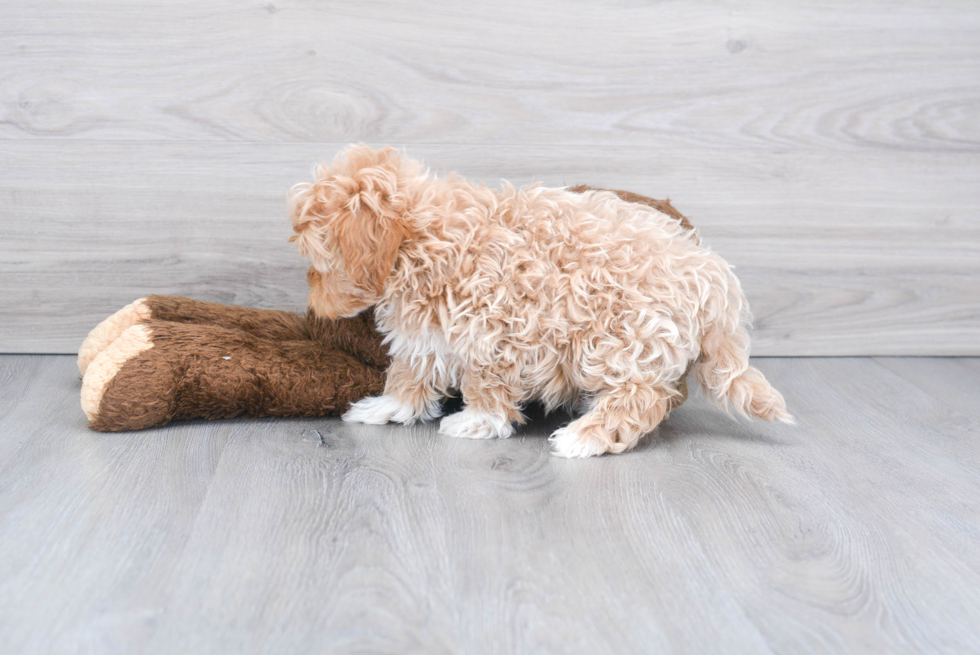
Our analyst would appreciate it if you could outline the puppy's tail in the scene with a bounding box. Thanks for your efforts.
[693,279,793,424]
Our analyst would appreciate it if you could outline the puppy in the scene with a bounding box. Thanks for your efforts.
[289,145,791,457]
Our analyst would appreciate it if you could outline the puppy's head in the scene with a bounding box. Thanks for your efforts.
[289,145,417,319]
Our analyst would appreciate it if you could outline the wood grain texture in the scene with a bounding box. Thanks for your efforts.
[1,142,978,355]
[2,355,980,654]
[1,0,979,354]
[1,0,978,150]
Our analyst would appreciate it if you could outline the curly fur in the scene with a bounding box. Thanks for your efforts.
[289,145,791,457]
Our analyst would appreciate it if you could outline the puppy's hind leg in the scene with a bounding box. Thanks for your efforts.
[439,368,523,440]
[549,383,675,458]
[343,354,450,425]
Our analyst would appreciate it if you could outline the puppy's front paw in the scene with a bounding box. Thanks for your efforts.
[343,395,428,425]
[549,425,613,458]
[438,410,514,440]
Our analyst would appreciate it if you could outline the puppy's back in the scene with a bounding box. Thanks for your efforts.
[567,185,697,236]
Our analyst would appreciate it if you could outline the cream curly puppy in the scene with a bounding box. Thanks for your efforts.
[289,145,791,458]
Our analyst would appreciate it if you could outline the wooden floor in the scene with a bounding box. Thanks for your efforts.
[1,356,979,654]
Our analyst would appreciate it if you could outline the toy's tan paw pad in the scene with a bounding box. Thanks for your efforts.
[80,324,154,423]
[77,298,151,375]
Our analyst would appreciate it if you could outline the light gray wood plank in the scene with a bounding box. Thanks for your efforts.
[1,142,978,355]
[1,1,978,151]
[872,357,980,425]
[0,357,234,655]
[2,0,979,356]
[2,356,980,654]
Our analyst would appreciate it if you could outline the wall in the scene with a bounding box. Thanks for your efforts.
[1,0,978,354]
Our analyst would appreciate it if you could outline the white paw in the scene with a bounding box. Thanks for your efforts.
[438,410,514,440]
[549,425,610,458]
[343,395,439,425]
[78,298,151,375]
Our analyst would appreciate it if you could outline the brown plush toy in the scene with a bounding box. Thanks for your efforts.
[78,296,389,431]
[77,188,694,432]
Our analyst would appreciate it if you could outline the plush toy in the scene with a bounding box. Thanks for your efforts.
[78,296,389,431]
[78,187,694,432]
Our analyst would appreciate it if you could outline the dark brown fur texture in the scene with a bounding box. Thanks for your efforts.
[88,297,388,431]
[84,188,693,432]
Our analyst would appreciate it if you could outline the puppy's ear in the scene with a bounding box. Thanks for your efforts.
[330,145,415,293]
[334,206,410,294]
[290,145,420,293]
